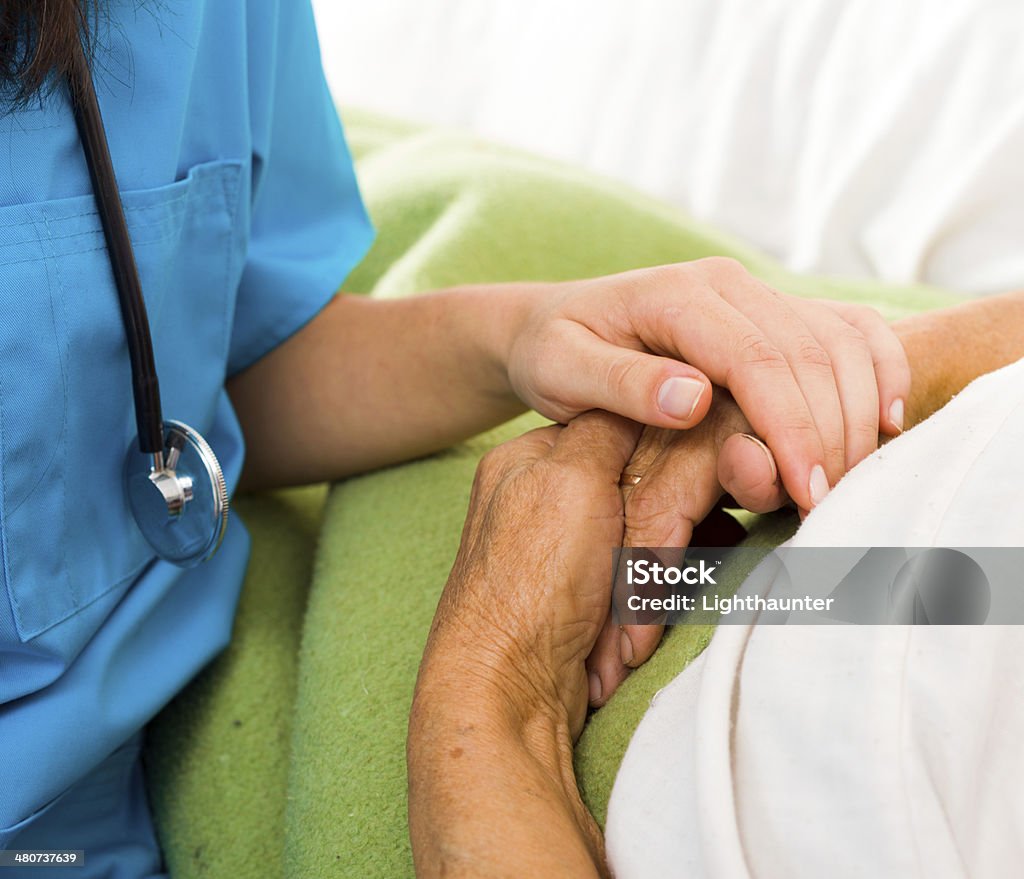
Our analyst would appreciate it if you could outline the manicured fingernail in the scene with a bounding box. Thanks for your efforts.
[657,377,705,421]
[739,434,778,484]
[889,398,905,433]
[620,630,634,666]
[809,464,830,507]
[589,672,603,704]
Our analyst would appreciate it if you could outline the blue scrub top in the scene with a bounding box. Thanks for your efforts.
[0,0,372,838]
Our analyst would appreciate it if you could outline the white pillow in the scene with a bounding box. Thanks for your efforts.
[313,0,1024,297]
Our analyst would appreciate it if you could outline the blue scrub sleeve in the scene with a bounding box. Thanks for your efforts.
[227,0,373,376]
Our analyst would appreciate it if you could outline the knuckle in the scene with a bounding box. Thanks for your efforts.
[881,339,912,373]
[735,333,789,370]
[603,353,649,406]
[469,465,498,505]
[845,304,902,350]
[727,466,777,502]
[849,303,884,325]
[822,439,847,464]
[699,255,747,278]
[477,444,515,482]
[478,444,506,471]
[835,322,869,351]
[794,335,833,370]
[775,414,821,444]
[625,489,688,545]
[849,413,881,443]
[643,263,689,293]
[471,463,498,498]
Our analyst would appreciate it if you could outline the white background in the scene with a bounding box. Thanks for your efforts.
[309,0,1024,296]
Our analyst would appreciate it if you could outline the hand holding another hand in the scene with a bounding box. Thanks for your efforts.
[408,406,785,878]
[416,412,643,740]
[507,258,909,512]
[410,263,914,876]
[587,391,786,704]
[409,413,643,879]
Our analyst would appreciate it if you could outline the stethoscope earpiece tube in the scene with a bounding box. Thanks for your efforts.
[66,38,164,456]
[66,37,228,566]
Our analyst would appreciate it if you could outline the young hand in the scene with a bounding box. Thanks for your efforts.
[505,259,909,512]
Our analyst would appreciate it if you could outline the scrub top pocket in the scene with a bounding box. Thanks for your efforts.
[0,159,243,643]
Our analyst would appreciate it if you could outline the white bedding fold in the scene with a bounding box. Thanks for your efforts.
[606,359,1024,879]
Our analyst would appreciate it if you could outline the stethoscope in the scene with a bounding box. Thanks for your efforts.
[66,40,228,566]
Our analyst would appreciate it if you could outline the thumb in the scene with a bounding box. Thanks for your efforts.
[718,433,788,514]
[559,336,713,429]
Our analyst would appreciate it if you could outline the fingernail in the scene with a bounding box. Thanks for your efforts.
[809,464,830,507]
[739,434,778,484]
[589,672,603,704]
[889,398,905,434]
[657,377,705,421]
[620,630,634,665]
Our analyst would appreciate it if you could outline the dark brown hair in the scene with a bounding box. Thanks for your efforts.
[1,1,95,104]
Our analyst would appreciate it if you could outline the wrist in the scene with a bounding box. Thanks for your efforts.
[458,282,552,406]
[411,667,578,804]
[893,311,953,429]
[410,635,605,877]
[893,290,1024,428]
[417,614,576,763]
[414,609,592,800]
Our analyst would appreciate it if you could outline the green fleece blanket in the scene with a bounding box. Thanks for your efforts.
[143,110,959,878]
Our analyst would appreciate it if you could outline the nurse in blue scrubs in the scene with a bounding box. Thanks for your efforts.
[0,2,371,874]
[0,1,909,875]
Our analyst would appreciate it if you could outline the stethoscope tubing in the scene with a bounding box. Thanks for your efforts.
[51,36,228,565]
[66,37,165,456]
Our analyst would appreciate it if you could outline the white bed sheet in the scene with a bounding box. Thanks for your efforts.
[604,358,1024,878]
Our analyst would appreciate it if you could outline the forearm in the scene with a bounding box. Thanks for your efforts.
[228,287,543,490]
[895,289,1024,428]
[408,642,606,879]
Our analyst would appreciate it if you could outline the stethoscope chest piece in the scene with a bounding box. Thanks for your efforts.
[71,42,228,568]
[124,421,229,567]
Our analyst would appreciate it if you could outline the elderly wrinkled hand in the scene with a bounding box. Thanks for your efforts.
[408,412,644,878]
[416,412,643,738]
[586,390,785,704]
[408,403,789,878]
